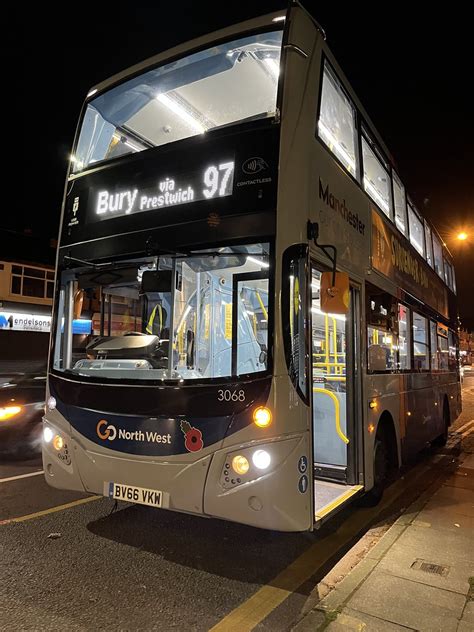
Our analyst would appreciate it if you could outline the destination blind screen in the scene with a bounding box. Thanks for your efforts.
[91,160,235,221]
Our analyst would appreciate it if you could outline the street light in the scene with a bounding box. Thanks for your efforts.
[456,232,468,241]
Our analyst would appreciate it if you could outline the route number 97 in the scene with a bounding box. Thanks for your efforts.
[203,162,234,199]
[217,389,245,402]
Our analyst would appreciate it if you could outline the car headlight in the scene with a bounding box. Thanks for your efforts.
[0,405,22,421]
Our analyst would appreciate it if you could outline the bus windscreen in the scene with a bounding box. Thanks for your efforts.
[53,243,270,382]
[72,30,283,173]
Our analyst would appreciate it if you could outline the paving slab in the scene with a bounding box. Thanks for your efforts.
[443,467,474,491]
[462,600,474,624]
[347,569,465,632]
[462,453,474,469]
[326,606,416,631]
[427,484,474,518]
[377,524,472,594]
[413,502,474,536]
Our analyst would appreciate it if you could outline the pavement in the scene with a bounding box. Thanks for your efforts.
[294,381,474,632]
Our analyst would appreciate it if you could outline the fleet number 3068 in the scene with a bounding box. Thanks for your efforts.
[217,389,245,402]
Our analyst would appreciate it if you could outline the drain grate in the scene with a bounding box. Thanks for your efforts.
[411,559,450,577]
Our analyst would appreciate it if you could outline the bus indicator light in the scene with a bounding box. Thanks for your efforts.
[232,455,249,475]
[253,407,272,428]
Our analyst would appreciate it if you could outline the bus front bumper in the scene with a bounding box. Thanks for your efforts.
[42,416,311,531]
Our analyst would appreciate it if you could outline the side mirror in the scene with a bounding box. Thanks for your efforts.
[73,289,84,319]
[320,271,349,314]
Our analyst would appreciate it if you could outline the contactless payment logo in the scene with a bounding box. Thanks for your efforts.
[96,419,117,441]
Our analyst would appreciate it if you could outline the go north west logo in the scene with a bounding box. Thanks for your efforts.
[96,419,204,452]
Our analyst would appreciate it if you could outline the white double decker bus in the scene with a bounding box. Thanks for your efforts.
[43,3,461,531]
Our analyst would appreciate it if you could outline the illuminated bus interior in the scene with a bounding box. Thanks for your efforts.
[54,243,270,381]
[72,30,283,173]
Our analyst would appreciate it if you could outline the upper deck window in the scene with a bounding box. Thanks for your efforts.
[362,136,391,217]
[392,171,407,235]
[317,61,358,177]
[407,204,425,258]
[72,30,283,173]
[432,234,444,279]
[424,222,433,268]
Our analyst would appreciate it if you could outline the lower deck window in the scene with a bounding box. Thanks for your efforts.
[398,304,411,370]
[412,311,429,371]
[53,242,271,382]
[367,327,397,371]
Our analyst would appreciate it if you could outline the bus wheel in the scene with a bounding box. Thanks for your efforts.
[358,428,389,507]
[432,400,450,448]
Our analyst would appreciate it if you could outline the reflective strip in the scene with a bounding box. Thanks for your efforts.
[146,304,163,334]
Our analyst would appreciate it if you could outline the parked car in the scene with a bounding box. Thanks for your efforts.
[0,371,46,457]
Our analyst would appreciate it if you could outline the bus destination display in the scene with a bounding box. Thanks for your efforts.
[93,160,235,221]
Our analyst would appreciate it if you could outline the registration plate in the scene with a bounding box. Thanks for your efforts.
[105,482,165,508]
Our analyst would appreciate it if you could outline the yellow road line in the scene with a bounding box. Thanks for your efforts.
[456,420,474,435]
[0,495,101,525]
[210,462,433,632]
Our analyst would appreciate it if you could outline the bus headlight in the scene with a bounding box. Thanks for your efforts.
[232,455,249,475]
[53,435,65,451]
[252,449,271,470]
[43,426,54,443]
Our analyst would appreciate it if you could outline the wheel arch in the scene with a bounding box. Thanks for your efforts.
[375,410,400,470]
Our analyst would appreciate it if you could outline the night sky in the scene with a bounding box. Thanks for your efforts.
[9,2,473,327]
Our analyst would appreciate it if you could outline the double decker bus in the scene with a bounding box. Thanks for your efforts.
[43,3,461,531]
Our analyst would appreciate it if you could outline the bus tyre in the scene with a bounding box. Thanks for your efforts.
[432,400,450,448]
[358,429,389,507]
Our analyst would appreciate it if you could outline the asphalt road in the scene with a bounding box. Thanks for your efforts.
[1,375,473,631]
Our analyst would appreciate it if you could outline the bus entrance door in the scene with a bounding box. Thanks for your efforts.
[310,267,363,524]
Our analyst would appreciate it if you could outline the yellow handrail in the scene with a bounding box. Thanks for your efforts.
[313,387,349,444]
[255,291,268,322]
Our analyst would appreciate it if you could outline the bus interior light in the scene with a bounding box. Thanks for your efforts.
[156,93,208,134]
[252,449,271,470]
[247,256,270,268]
[253,406,272,428]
